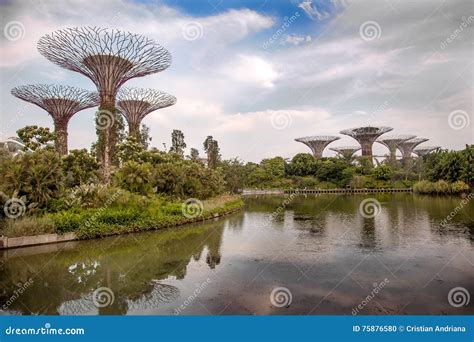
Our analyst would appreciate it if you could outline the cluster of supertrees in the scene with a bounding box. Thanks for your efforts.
[11,27,177,182]
[295,126,440,164]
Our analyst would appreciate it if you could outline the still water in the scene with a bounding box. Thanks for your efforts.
[1,194,473,315]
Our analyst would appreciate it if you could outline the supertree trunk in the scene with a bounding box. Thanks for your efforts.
[97,92,117,184]
[128,122,141,140]
[54,120,69,156]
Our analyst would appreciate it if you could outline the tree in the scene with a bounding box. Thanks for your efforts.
[16,126,55,151]
[169,129,186,157]
[287,153,317,176]
[203,136,220,169]
[188,148,200,161]
[139,124,152,149]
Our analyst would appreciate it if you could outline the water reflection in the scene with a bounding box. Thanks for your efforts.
[0,194,472,315]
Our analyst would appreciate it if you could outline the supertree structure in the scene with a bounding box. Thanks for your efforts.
[329,146,361,159]
[295,135,340,158]
[11,84,99,155]
[116,88,176,139]
[376,134,416,161]
[398,137,429,160]
[37,27,172,182]
[340,126,393,163]
[413,146,440,157]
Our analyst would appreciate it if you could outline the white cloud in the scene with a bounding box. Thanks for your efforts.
[298,1,331,21]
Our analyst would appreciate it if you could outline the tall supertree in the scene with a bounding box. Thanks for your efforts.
[329,146,361,159]
[295,135,340,158]
[340,126,393,164]
[116,87,176,139]
[376,134,416,162]
[413,146,440,157]
[11,84,99,155]
[398,137,429,160]
[37,27,172,182]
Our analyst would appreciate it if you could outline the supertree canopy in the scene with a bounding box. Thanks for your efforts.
[329,146,361,159]
[340,126,393,163]
[37,27,172,182]
[376,134,416,161]
[295,135,340,158]
[11,84,99,155]
[398,137,429,159]
[413,146,440,157]
[117,88,176,138]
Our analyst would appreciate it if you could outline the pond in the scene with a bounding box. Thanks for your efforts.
[1,194,473,315]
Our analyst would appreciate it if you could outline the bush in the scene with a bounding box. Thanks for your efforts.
[450,181,469,194]
[413,180,435,194]
[114,161,155,195]
[434,180,450,194]
[0,149,63,209]
[62,149,100,187]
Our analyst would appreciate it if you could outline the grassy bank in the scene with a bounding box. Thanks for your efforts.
[0,193,243,239]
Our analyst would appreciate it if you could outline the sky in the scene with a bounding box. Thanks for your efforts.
[0,0,472,162]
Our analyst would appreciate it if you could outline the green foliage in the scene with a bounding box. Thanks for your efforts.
[287,153,317,176]
[16,125,55,151]
[434,180,450,194]
[118,135,146,164]
[114,161,155,195]
[62,149,100,187]
[138,124,152,149]
[170,129,186,157]
[423,145,473,184]
[451,181,470,194]
[374,164,393,181]
[189,148,200,161]
[412,180,466,195]
[203,136,220,169]
[0,149,63,209]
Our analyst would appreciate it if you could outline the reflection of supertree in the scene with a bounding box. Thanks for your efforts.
[11,84,99,155]
[398,137,429,160]
[117,88,176,139]
[329,146,361,159]
[295,135,340,158]
[376,134,415,162]
[340,126,393,163]
[38,27,171,182]
[414,146,440,157]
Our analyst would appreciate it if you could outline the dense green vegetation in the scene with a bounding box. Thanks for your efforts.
[219,145,473,194]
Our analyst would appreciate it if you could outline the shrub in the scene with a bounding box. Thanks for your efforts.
[450,181,470,194]
[434,180,450,194]
[62,149,100,187]
[0,149,63,209]
[114,161,154,195]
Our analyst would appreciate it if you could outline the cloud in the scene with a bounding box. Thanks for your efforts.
[298,1,331,21]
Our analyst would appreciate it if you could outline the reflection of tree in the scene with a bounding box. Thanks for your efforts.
[359,217,378,250]
[0,219,225,315]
